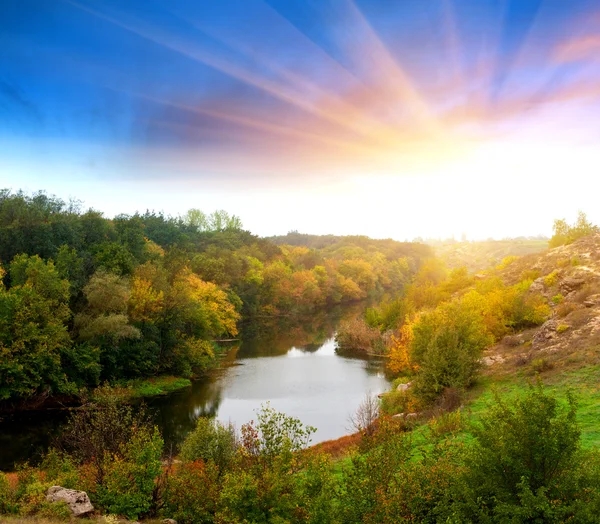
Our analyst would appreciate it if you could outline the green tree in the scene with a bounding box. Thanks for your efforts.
[0,255,72,399]
[549,211,598,248]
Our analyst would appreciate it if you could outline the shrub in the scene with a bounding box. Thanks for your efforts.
[411,300,492,403]
[380,389,410,416]
[456,383,591,520]
[97,426,164,520]
[58,395,151,485]
[40,449,80,489]
[544,270,560,288]
[556,324,570,334]
[179,417,238,471]
[162,461,219,524]
[429,410,464,438]
[521,269,540,281]
[552,293,564,304]
[348,393,380,436]
[531,358,554,373]
[557,301,577,318]
[338,418,412,522]
[0,472,19,514]
[335,316,385,354]
[241,403,316,460]
[571,256,581,267]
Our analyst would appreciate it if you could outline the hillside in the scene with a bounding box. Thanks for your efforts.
[433,238,548,271]
[475,233,600,447]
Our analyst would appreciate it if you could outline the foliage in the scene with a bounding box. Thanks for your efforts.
[0,189,432,401]
[179,417,238,471]
[456,383,599,521]
[549,211,598,248]
[410,299,492,403]
[97,426,163,520]
[163,461,220,524]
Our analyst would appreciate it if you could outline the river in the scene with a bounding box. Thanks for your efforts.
[0,305,390,470]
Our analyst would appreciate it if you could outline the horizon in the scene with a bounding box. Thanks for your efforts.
[2,0,600,239]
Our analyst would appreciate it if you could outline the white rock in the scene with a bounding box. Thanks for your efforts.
[46,486,94,517]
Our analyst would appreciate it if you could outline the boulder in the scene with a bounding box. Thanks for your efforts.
[532,320,558,347]
[529,277,545,295]
[584,294,600,308]
[560,277,586,294]
[46,486,94,517]
[163,520,178,524]
[396,382,412,392]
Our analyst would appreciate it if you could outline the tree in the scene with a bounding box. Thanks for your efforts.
[549,211,598,248]
[0,255,72,399]
[411,299,492,402]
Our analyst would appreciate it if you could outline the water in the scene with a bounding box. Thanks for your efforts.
[0,305,391,470]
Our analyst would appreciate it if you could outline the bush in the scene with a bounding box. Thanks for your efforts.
[552,293,564,304]
[179,417,238,471]
[97,426,163,520]
[544,270,560,288]
[348,393,380,436]
[556,324,570,334]
[40,449,80,489]
[58,393,150,484]
[557,301,577,318]
[163,461,219,524]
[0,472,19,514]
[531,358,554,373]
[411,300,492,403]
[335,316,385,354]
[241,403,316,459]
[455,383,598,521]
[520,269,540,281]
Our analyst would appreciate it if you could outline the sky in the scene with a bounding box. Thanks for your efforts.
[1,0,600,240]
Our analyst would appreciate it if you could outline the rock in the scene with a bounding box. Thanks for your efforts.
[392,412,418,420]
[584,294,600,307]
[46,486,94,517]
[529,277,545,294]
[502,335,521,347]
[163,520,177,524]
[560,277,586,294]
[396,382,412,392]
[533,320,558,347]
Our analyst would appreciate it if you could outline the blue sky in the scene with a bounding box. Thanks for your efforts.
[2,0,600,239]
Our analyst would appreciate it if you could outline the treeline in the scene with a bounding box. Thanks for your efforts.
[1,383,599,522]
[337,256,550,408]
[0,190,429,402]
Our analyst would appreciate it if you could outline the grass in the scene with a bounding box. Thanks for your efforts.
[461,362,600,449]
[125,376,192,398]
[92,376,192,401]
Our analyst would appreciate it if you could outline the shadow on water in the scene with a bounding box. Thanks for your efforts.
[1,302,390,470]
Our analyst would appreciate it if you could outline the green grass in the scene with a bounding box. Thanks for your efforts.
[106,375,192,399]
[459,363,600,449]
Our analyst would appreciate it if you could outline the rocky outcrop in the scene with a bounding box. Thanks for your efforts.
[560,277,586,295]
[533,319,558,347]
[46,486,94,517]
[584,294,600,307]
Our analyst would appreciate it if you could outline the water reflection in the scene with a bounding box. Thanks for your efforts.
[0,303,390,469]
[152,304,391,450]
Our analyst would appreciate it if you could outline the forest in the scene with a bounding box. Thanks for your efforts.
[0,189,430,404]
[1,191,600,523]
